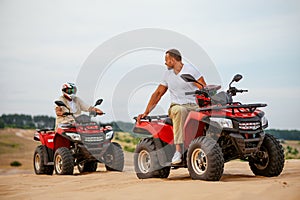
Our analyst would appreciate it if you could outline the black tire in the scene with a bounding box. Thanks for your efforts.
[54,147,74,175]
[249,134,284,177]
[104,142,124,172]
[156,167,171,178]
[134,138,171,179]
[78,161,98,173]
[33,145,54,175]
[187,137,224,181]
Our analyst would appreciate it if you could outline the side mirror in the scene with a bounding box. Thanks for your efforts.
[233,74,243,82]
[181,74,205,88]
[55,100,67,107]
[94,99,103,106]
[180,74,197,83]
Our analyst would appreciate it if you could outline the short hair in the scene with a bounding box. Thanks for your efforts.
[166,49,182,61]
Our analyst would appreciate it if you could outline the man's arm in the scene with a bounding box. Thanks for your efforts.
[137,84,168,123]
[76,97,104,114]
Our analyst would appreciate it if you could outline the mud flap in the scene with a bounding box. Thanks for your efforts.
[153,138,172,167]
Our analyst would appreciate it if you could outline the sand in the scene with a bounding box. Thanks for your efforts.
[0,129,299,200]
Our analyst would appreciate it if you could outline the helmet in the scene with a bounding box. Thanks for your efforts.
[62,82,77,101]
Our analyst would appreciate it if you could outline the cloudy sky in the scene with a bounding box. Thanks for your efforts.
[0,0,299,129]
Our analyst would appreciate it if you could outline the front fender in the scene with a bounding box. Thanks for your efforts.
[184,111,208,148]
[53,134,71,152]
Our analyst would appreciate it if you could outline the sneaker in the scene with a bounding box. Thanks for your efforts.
[171,151,182,164]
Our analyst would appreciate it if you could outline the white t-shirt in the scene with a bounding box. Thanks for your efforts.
[161,64,202,105]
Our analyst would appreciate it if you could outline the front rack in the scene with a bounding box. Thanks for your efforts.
[197,103,267,114]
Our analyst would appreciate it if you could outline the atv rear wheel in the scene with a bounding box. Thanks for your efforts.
[134,138,171,179]
[54,147,74,175]
[104,142,124,172]
[249,133,284,177]
[78,161,98,173]
[187,137,224,181]
[33,145,54,175]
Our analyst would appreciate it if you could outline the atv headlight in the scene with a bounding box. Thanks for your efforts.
[261,116,268,128]
[105,130,114,140]
[210,117,233,128]
[65,133,81,141]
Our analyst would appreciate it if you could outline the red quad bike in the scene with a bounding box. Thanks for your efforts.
[33,99,124,175]
[133,74,284,181]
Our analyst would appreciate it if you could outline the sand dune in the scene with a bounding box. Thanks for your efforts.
[0,129,299,200]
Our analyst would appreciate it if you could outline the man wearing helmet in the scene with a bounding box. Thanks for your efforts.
[55,82,103,129]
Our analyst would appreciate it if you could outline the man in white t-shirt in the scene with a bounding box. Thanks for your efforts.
[137,49,206,164]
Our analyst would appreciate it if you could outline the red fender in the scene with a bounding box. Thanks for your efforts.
[183,111,207,148]
[53,134,71,152]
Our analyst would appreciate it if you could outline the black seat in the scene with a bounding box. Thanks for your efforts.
[36,128,54,133]
[164,117,173,126]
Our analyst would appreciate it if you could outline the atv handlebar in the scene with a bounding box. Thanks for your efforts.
[133,115,169,122]
[185,91,198,95]
[237,89,248,93]
[63,111,105,117]
[63,112,73,116]
[89,110,105,117]
[185,90,208,96]
[227,87,248,96]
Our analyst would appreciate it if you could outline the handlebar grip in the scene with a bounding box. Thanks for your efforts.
[133,116,151,121]
[185,91,196,95]
[237,89,248,93]
[90,111,105,117]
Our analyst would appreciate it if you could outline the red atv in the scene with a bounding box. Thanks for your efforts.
[33,99,124,175]
[133,74,284,181]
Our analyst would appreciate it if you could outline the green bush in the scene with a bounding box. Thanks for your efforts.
[124,146,135,153]
[10,161,22,167]
[284,146,299,159]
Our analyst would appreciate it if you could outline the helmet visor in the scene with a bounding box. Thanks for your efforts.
[64,87,77,95]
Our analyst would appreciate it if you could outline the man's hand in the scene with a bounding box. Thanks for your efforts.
[94,108,104,115]
[55,106,64,116]
[137,113,147,124]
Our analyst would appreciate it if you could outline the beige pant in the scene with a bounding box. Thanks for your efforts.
[168,103,199,144]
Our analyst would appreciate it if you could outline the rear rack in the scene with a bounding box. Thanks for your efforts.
[197,103,267,114]
[133,115,169,122]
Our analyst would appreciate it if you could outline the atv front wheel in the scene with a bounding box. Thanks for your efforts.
[249,133,284,177]
[104,142,124,172]
[33,145,54,175]
[134,138,171,179]
[78,161,98,173]
[54,147,74,175]
[187,137,224,181]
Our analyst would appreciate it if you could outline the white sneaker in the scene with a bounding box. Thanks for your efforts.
[171,151,182,164]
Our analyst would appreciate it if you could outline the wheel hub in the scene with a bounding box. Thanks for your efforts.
[254,147,269,170]
[55,155,63,173]
[138,150,151,173]
[191,148,208,175]
[35,154,41,171]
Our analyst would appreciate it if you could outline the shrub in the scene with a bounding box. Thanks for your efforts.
[124,146,135,153]
[10,161,22,167]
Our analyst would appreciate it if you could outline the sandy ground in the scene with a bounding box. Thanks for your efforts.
[0,129,300,200]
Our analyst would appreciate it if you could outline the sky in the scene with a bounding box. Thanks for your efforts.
[0,0,299,129]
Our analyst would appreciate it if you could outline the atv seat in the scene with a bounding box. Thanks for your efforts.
[36,128,54,134]
[164,117,173,126]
